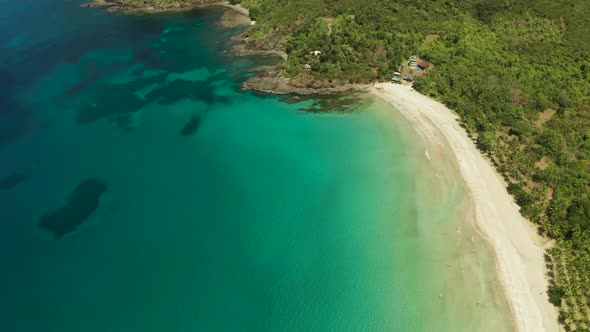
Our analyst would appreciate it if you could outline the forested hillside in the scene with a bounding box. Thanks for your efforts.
[103,0,590,329]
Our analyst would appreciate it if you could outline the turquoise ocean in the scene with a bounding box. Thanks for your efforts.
[0,1,512,331]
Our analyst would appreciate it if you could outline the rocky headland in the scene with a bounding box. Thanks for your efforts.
[82,0,362,95]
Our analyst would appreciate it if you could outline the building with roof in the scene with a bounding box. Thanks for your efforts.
[417,61,433,70]
[409,55,418,68]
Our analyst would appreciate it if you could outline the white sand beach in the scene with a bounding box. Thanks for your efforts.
[371,83,560,332]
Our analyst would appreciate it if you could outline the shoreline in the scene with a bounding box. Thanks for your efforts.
[82,1,248,15]
[240,69,367,95]
[83,0,364,95]
[83,1,292,63]
[82,2,562,329]
[370,83,560,332]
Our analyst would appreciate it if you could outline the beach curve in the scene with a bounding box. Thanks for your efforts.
[371,83,560,332]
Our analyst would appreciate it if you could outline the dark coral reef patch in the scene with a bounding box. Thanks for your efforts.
[297,94,366,113]
[180,115,202,136]
[39,179,107,238]
[0,173,28,190]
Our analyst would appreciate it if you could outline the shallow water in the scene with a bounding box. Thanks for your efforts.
[0,1,512,331]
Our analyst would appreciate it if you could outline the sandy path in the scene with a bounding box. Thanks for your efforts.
[371,83,560,332]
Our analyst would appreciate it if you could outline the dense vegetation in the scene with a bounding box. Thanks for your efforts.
[112,0,590,329]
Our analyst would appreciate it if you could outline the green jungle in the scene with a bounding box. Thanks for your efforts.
[104,0,590,330]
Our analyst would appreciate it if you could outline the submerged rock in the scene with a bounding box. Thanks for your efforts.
[76,84,144,129]
[298,95,367,113]
[39,179,107,238]
[144,79,217,105]
[279,95,304,104]
[0,173,27,190]
[278,93,369,113]
[180,115,202,136]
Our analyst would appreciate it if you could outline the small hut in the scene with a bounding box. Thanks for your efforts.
[304,64,312,71]
[417,61,432,70]
[310,50,322,56]
[391,71,401,83]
